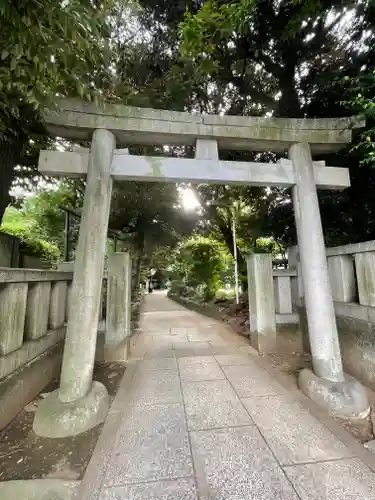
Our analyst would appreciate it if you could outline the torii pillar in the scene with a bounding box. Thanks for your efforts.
[288,144,369,418]
[33,129,115,437]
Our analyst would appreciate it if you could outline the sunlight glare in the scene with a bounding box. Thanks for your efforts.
[181,187,200,211]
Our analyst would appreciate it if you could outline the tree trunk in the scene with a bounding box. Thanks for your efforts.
[0,139,19,223]
[215,213,246,271]
[276,59,302,118]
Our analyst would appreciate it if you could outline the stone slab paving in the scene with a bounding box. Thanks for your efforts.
[78,292,375,500]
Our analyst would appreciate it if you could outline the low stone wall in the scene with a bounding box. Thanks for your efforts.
[335,303,375,392]
[0,346,63,430]
[0,268,74,430]
[0,268,74,381]
[297,302,375,392]
[289,240,375,392]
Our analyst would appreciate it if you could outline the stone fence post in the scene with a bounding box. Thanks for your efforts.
[105,252,132,361]
[246,253,276,353]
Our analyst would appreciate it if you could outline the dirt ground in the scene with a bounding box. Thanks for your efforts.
[0,362,126,482]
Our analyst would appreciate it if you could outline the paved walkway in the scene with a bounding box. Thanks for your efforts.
[79,291,375,499]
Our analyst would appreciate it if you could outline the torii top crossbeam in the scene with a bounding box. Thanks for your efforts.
[43,98,363,154]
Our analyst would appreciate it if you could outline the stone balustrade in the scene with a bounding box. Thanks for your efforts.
[272,269,299,325]
[0,268,73,380]
[246,255,301,353]
[289,240,375,328]
[287,241,375,392]
[324,241,375,339]
[326,241,375,306]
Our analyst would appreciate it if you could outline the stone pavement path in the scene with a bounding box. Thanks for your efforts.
[79,291,375,499]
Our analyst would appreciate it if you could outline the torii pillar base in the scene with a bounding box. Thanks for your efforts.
[33,381,109,438]
[299,369,370,419]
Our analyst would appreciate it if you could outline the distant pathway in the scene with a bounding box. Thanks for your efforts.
[78,291,375,499]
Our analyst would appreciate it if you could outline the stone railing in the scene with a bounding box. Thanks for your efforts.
[289,241,375,329]
[288,241,375,391]
[272,269,299,325]
[0,268,73,380]
[326,241,374,305]
[324,241,375,339]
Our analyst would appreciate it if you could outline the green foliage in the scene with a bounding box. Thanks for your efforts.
[180,0,255,57]
[21,185,79,252]
[174,236,225,301]
[110,179,198,269]
[169,280,199,300]
[0,0,113,137]
[215,288,236,301]
[0,184,80,266]
[342,71,375,167]
[1,207,60,267]
[0,0,115,223]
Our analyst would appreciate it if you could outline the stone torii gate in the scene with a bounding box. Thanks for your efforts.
[32,99,369,437]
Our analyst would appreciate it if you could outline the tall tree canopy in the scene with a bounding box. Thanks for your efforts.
[3,0,375,271]
[0,0,113,221]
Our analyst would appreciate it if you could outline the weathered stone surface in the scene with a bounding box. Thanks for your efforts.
[214,354,252,366]
[58,261,75,272]
[66,281,73,321]
[0,327,65,380]
[355,252,375,307]
[58,129,115,404]
[182,379,253,430]
[275,312,299,324]
[139,357,178,371]
[39,150,350,189]
[247,254,277,353]
[103,403,192,486]
[334,301,369,321]
[190,426,299,500]
[41,98,363,153]
[25,282,51,339]
[32,381,109,438]
[285,458,375,500]
[102,338,130,362]
[223,364,283,397]
[242,394,351,465]
[127,369,182,405]
[327,255,356,303]
[48,281,68,330]
[77,292,375,500]
[178,356,225,382]
[0,347,61,430]
[101,479,197,500]
[364,439,375,453]
[327,240,375,257]
[298,367,370,419]
[339,332,375,392]
[290,143,344,383]
[0,282,28,355]
[274,276,293,314]
[106,252,132,346]
[0,479,80,500]
[0,268,72,283]
[288,245,304,307]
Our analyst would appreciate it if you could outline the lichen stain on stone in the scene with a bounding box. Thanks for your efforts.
[363,263,375,303]
[146,157,164,179]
